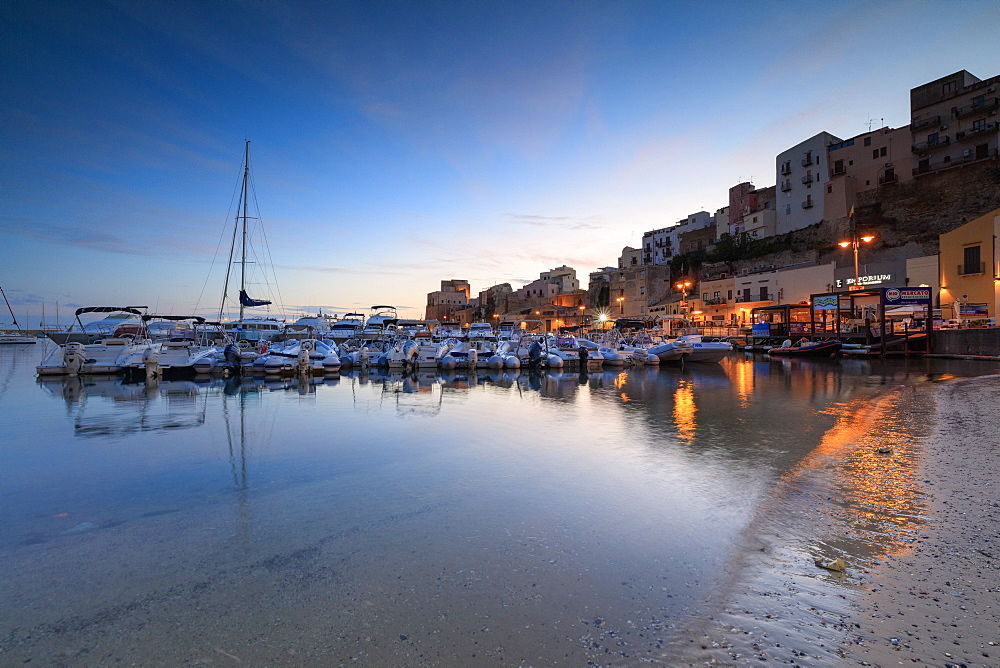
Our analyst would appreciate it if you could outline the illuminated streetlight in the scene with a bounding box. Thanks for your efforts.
[838,234,875,290]
[616,296,625,314]
[675,280,693,317]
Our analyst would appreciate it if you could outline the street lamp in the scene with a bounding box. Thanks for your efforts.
[675,280,693,316]
[838,234,875,290]
[616,296,625,315]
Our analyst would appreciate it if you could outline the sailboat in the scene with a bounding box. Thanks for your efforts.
[0,286,37,344]
[219,140,283,374]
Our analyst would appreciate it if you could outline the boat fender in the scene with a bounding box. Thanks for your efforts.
[260,341,269,354]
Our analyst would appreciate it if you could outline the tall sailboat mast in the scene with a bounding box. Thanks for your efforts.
[239,140,250,323]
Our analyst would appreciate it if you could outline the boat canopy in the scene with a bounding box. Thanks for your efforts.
[141,315,206,323]
[75,306,146,316]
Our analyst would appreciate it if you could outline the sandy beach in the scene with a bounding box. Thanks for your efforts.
[677,374,1000,666]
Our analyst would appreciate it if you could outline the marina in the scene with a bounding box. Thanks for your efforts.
[2,341,999,664]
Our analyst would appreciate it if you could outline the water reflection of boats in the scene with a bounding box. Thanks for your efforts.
[36,375,213,436]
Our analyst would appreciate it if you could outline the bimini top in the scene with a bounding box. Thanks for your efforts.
[75,306,147,317]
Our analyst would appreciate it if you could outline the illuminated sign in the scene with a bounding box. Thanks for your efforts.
[835,273,893,288]
[881,287,931,306]
[813,295,838,310]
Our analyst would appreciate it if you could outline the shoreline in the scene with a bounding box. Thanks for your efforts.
[674,374,1000,666]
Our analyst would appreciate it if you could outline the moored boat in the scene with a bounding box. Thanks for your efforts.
[767,340,843,357]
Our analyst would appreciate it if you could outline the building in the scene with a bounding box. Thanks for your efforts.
[641,227,674,266]
[939,207,999,321]
[823,126,913,221]
[910,70,1000,178]
[776,131,842,234]
[539,265,580,293]
[425,279,470,321]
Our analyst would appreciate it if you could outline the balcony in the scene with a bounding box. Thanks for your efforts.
[801,200,814,209]
[878,173,898,185]
[801,155,814,166]
[911,136,950,153]
[832,166,847,176]
[780,180,791,192]
[780,163,791,175]
[955,122,998,141]
[958,262,986,276]
[911,115,941,132]
[703,297,728,306]
[913,146,998,176]
[953,97,999,119]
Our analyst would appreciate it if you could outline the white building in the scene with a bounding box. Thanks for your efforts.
[776,132,841,234]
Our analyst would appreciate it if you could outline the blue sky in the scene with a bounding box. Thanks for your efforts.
[2,0,998,325]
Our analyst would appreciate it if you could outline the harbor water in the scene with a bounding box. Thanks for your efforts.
[1,342,998,665]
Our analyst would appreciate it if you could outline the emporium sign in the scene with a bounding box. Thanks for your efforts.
[881,287,931,306]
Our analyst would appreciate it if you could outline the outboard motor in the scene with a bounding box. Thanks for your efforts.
[143,347,161,380]
[578,345,589,371]
[224,343,242,374]
[527,341,544,367]
[298,340,315,374]
[64,343,86,376]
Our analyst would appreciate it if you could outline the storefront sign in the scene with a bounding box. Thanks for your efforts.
[880,287,931,306]
[813,295,838,310]
[752,323,770,336]
[959,303,989,315]
[835,273,894,288]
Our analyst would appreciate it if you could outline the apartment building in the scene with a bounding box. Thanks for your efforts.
[426,279,470,320]
[776,132,842,234]
[641,226,673,266]
[823,125,913,221]
[939,206,999,320]
[910,70,1000,177]
[539,265,580,293]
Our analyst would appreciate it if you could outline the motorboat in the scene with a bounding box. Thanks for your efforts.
[44,306,147,345]
[674,334,733,363]
[329,313,366,343]
[440,340,478,370]
[252,338,342,374]
[36,331,156,376]
[767,339,843,357]
[360,305,398,340]
[224,317,284,346]
[433,322,465,341]
[120,316,227,380]
[408,331,454,368]
[282,312,338,340]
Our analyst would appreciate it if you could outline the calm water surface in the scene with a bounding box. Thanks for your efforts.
[1,342,997,665]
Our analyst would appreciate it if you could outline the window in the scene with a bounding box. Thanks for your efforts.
[963,245,982,274]
[742,288,751,301]
[759,287,769,301]
[973,118,986,131]
[834,159,844,174]
[942,81,957,96]
[703,293,709,301]
[713,291,720,300]
[928,132,939,145]
[973,95,985,108]
[864,137,872,147]
[785,204,791,215]
[727,290,733,300]
[873,149,879,159]
[880,147,887,157]
[827,185,832,193]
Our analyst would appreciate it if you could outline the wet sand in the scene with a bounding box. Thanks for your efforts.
[676,374,1000,666]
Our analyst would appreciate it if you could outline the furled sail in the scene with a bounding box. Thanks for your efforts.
[239,290,272,308]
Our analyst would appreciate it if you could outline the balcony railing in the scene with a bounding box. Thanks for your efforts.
[911,136,950,153]
[955,122,998,141]
[953,97,999,119]
[801,174,813,184]
[703,297,728,306]
[801,155,813,166]
[913,146,998,176]
[780,163,791,175]
[832,166,846,176]
[780,180,791,192]
[878,173,898,185]
[801,200,814,209]
[958,262,986,276]
[911,115,941,132]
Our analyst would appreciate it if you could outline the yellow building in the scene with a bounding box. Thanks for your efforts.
[939,207,1000,322]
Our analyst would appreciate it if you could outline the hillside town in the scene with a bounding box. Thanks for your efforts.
[426,68,1000,337]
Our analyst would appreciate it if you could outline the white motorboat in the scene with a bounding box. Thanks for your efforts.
[36,333,156,376]
[655,316,732,363]
[408,331,454,368]
[360,305,398,340]
[120,316,227,380]
[282,311,338,339]
[440,339,477,370]
[329,313,366,343]
[252,338,341,374]
[44,306,147,345]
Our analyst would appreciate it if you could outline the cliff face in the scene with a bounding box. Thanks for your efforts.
[703,160,1000,277]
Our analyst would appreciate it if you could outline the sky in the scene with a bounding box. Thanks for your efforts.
[2,0,998,326]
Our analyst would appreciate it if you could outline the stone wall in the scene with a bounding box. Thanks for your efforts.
[932,328,1000,357]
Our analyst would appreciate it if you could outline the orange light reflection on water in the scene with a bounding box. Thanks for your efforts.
[673,380,696,444]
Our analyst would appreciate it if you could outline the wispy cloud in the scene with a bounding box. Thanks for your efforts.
[502,213,609,231]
